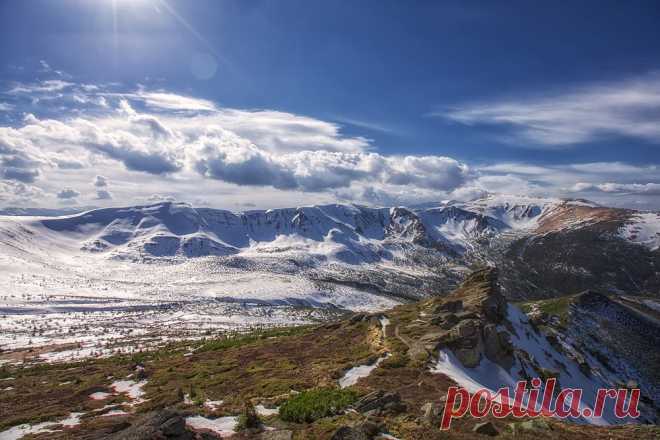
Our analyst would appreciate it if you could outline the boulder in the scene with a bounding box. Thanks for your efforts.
[420,398,446,425]
[452,319,479,340]
[430,313,459,329]
[353,390,406,416]
[434,300,463,314]
[258,431,294,440]
[473,421,499,436]
[107,409,194,439]
[483,324,514,370]
[350,313,369,324]
[331,426,371,440]
[330,422,381,440]
[505,419,552,434]
[454,347,482,368]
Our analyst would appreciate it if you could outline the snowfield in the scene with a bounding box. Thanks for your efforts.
[618,212,660,251]
[1,198,655,362]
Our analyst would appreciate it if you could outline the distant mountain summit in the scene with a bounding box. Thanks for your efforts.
[0,196,658,300]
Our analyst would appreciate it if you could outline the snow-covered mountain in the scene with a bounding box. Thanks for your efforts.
[1,195,658,364]
[0,196,570,262]
[1,196,658,297]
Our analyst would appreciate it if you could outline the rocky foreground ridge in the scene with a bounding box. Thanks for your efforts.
[1,269,658,439]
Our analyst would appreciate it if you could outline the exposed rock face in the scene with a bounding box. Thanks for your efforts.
[430,268,514,369]
[352,390,406,416]
[473,421,499,436]
[330,421,382,440]
[107,410,196,439]
[258,430,294,440]
[483,323,514,370]
[420,398,446,426]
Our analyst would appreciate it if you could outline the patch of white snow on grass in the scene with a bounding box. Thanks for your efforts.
[185,416,238,438]
[60,412,85,427]
[339,353,390,388]
[204,399,224,410]
[255,405,279,416]
[111,379,147,401]
[89,391,110,400]
[101,409,129,417]
[0,412,84,440]
[0,422,56,440]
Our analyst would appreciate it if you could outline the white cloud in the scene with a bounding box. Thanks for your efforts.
[95,189,112,200]
[2,77,659,210]
[189,128,468,192]
[9,79,75,95]
[570,182,660,196]
[57,188,80,199]
[441,73,660,147]
[0,181,44,205]
[107,90,217,112]
[0,103,13,112]
[94,175,108,187]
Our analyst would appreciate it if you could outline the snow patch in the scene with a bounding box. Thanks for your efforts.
[619,212,660,251]
[185,415,238,438]
[255,404,279,416]
[339,353,390,388]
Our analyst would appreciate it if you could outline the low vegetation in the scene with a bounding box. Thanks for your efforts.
[279,388,358,423]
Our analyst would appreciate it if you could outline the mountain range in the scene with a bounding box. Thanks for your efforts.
[1,195,658,302]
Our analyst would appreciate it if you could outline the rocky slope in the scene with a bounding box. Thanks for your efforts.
[1,269,657,439]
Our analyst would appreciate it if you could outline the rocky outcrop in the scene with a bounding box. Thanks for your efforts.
[107,409,198,439]
[473,421,499,436]
[330,421,384,440]
[352,390,406,416]
[424,268,514,369]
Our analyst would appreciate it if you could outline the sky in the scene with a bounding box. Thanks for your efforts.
[1,0,659,210]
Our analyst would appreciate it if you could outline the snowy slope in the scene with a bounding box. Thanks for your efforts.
[455,195,561,230]
[618,212,660,251]
[1,201,511,264]
[432,303,655,425]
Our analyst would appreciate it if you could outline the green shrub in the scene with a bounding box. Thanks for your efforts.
[279,388,358,423]
[236,402,260,430]
[381,353,409,368]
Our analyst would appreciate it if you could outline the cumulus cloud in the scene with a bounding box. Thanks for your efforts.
[95,189,112,200]
[0,181,44,205]
[440,73,660,147]
[54,158,85,169]
[570,182,660,196]
[0,129,43,183]
[94,175,108,187]
[189,129,469,192]
[2,76,659,209]
[57,188,80,199]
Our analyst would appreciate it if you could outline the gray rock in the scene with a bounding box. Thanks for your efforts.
[420,398,446,425]
[506,419,552,434]
[434,300,463,314]
[430,312,459,329]
[107,409,194,439]
[330,422,381,440]
[259,430,294,440]
[473,421,498,436]
[454,346,482,368]
[483,324,514,370]
[353,390,406,415]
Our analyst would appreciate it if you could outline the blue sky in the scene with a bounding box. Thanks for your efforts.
[1,0,659,209]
